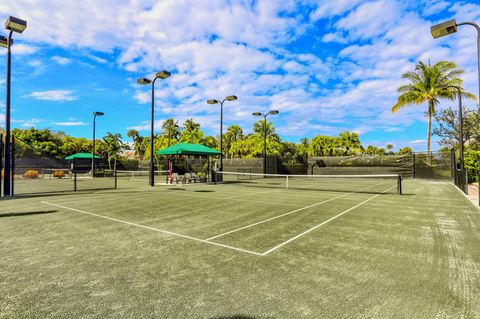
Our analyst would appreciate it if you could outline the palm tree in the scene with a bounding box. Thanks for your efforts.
[224,125,243,159]
[103,132,127,170]
[161,118,180,146]
[392,60,476,153]
[127,129,146,160]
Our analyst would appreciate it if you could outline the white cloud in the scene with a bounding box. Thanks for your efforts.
[310,0,364,20]
[54,121,88,126]
[51,56,71,65]
[12,118,43,127]
[24,90,77,102]
[321,32,348,44]
[0,0,478,149]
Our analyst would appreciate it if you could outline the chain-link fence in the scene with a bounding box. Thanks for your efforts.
[10,136,116,196]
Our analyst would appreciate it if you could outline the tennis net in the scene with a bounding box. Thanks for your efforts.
[216,171,402,195]
[115,170,168,181]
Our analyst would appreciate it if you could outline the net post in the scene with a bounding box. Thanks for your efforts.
[11,135,15,196]
[74,171,77,192]
[397,174,402,195]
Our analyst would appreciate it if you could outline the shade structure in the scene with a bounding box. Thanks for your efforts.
[65,153,102,160]
[157,143,221,156]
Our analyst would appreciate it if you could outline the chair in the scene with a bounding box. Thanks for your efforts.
[184,172,195,183]
[191,172,205,183]
[170,173,185,184]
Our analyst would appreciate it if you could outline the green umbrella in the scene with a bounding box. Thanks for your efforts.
[65,153,102,160]
[157,143,221,156]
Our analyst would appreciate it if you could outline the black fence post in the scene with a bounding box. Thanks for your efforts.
[0,133,3,198]
[412,153,416,179]
[11,135,15,196]
[451,148,456,182]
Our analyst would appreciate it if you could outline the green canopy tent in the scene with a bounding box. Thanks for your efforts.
[65,153,103,173]
[157,143,221,183]
[65,153,102,160]
[157,143,221,156]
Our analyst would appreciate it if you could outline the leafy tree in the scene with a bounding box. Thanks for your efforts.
[433,106,480,150]
[224,125,243,158]
[310,135,339,156]
[364,145,386,156]
[60,136,92,156]
[127,129,146,160]
[281,142,299,157]
[161,118,180,146]
[180,118,204,144]
[386,144,394,155]
[12,128,63,157]
[102,132,128,170]
[392,60,476,153]
[464,150,480,182]
[338,131,363,155]
[397,147,413,155]
[298,138,310,156]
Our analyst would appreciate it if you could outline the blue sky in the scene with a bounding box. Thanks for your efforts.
[0,0,479,151]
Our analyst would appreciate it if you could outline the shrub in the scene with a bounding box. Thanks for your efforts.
[464,150,480,182]
[52,170,65,178]
[24,170,39,179]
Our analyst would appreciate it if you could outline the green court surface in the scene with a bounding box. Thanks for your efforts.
[1,178,479,318]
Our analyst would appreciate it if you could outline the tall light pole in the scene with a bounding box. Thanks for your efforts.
[137,70,171,187]
[92,112,104,175]
[207,95,237,173]
[252,110,279,174]
[1,16,27,197]
[431,19,480,108]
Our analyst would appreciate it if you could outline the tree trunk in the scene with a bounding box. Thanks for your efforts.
[427,101,432,154]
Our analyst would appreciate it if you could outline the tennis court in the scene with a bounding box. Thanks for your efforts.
[1,176,479,318]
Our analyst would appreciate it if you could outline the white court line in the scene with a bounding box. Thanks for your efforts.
[206,181,387,241]
[449,182,479,209]
[41,201,263,256]
[260,185,396,256]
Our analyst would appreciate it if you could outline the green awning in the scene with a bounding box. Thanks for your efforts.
[157,143,221,156]
[65,153,102,160]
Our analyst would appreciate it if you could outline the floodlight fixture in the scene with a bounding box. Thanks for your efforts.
[431,19,458,39]
[0,35,7,48]
[5,16,27,34]
[252,110,279,174]
[136,70,171,186]
[2,16,27,197]
[137,78,152,85]
[155,70,171,79]
[92,111,105,174]
[206,95,238,176]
